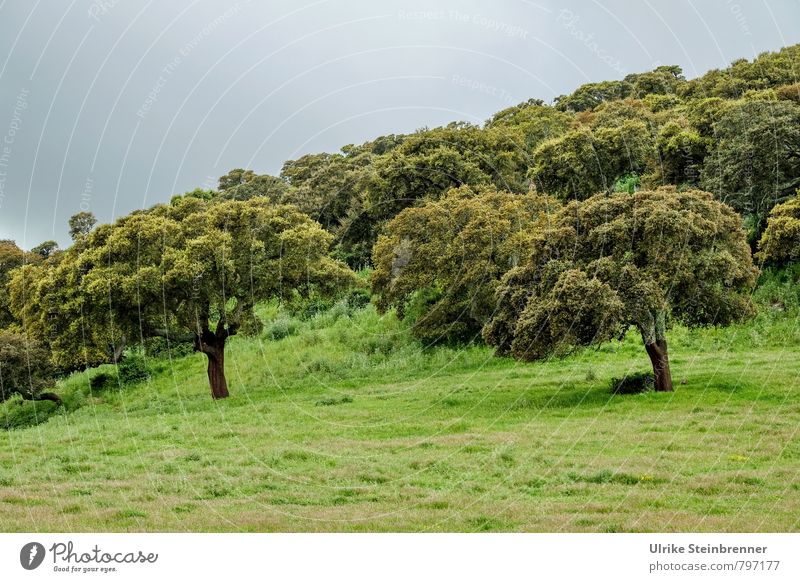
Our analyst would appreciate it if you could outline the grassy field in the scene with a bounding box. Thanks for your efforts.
[2,287,800,532]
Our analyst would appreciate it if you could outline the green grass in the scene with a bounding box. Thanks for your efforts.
[1,298,799,532]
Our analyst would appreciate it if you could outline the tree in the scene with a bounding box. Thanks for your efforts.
[366,123,528,223]
[701,100,800,239]
[67,197,356,399]
[218,173,290,203]
[68,211,97,241]
[0,329,61,404]
[31,240,59,259]
[757,190,800,266]
[484,187,758,392]
[371,185,556,343]
[218,168,255,191]
[530,120,653,200]
[652,119,710,187]
[281,152,368,231]
[555,80,632,112]
[9,244,124,372]
[486,101,572,153]
[0,240,34,329]
[626,65,685,98]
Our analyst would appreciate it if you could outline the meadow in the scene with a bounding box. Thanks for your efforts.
[1,275,799,532]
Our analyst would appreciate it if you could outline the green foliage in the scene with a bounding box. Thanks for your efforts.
[218,168,255,190]
[613,174,640,193]
[372,185,556,344]
[9,197,357,398]
[485,187,758,360]
[701,100,800,228]
[1,396,60,430]
[89,372,115,391]
[0,330,57,401]
[652,119,709,187]
[680,45,800,98]
[753,264,800,313]
[30,240,59,259]
[486,101,571,152]
[67,211,97,241]
[143,336,195,359]
[530,120,653,200]
[555,66,684,112]
[366,123,529,222]
[757,191,800,266]
[219,174,290,203]
[117,351,151,385]
[0,239,30,328]
[555,80,633,112]
[265,316,299,341]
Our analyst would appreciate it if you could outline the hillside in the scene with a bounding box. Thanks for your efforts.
[2,277,800,532]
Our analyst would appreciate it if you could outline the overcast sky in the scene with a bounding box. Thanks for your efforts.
[0,0,798,248]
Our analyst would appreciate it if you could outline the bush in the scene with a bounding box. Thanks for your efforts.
[296,297,334,320]
[90,372,115,391]
[1,396,60,430]
[610,371,654,395]
[117,351,151,385]
[345,288,371,311]
[265,316,299,341]
[754,265,800,313]
[143,337,195,359]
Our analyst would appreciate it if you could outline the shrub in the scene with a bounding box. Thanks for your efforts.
[90,372,115,391]
[117,351,151,385]
[296,297,334,320]
[1,396,60,430]
[265,317,299,341]
[345,288,371,311]
[610,372,654,395]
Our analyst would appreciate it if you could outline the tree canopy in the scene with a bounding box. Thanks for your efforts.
[483,187,758,392]
[758,190,800,266]
[371,185,556,344]
[12,197,357,399]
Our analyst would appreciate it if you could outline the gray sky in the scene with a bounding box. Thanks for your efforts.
[0,0,798,248]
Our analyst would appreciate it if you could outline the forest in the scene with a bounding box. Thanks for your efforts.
[1,44,800,532]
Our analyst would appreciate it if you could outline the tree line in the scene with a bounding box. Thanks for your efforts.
[2,44,800,401]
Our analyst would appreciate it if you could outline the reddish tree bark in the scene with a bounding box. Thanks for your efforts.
[194,327,232,400]
[645,338,673,392]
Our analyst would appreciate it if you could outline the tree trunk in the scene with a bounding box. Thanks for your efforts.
[192,318,239,400]
[645,338,673,392]
[204,341,229,400]
[194,331,229,400]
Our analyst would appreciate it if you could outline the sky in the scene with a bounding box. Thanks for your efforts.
[0,0,798,248]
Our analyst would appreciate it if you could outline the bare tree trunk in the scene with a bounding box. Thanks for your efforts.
[194,331,230,400]
[204,343,229,400]
[645,338,673,392]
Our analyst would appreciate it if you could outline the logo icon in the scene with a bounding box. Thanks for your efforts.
[20,542,46,570]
